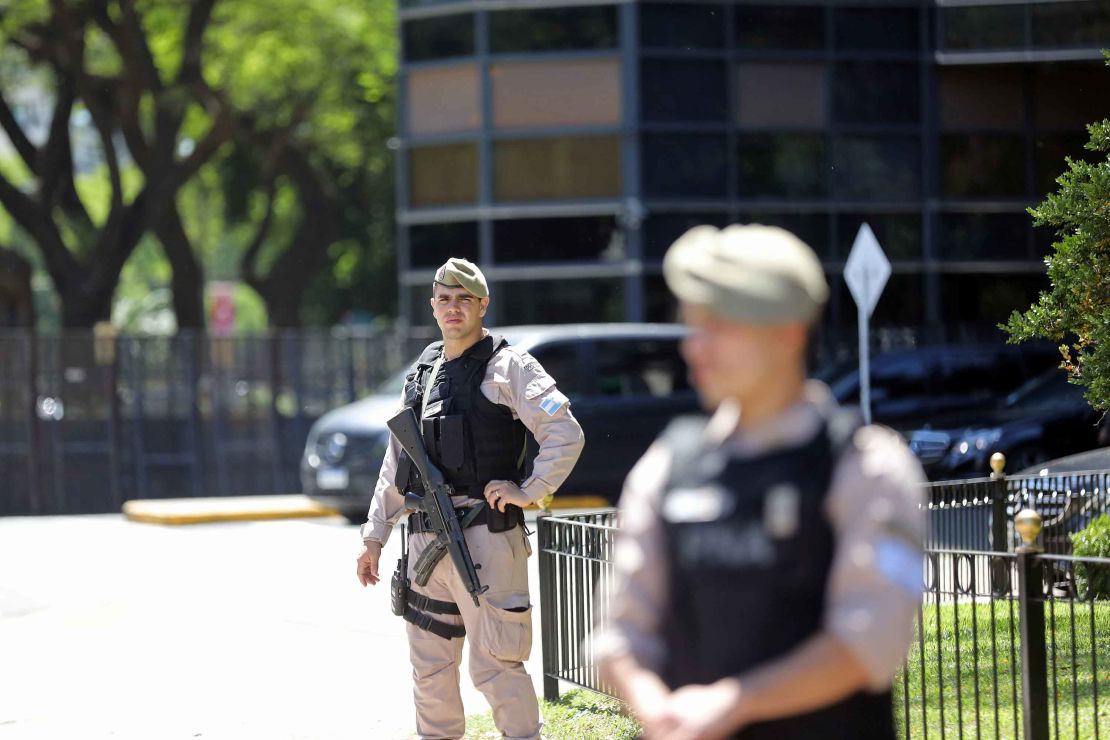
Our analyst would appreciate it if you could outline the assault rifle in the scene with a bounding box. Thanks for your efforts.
[387,407,488,607]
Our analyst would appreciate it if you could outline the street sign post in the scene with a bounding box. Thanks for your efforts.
[843,223,891,425]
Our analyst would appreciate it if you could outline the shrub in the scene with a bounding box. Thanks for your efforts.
[1070,513,1110,598]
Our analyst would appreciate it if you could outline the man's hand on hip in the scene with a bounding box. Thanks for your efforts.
[357,541,383,587]
[483,480,530,512]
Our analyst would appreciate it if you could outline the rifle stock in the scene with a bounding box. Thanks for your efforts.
[387,407,488,607]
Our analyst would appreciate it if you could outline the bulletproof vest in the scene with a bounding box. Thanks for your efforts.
[399,335,527,497]
[658,412,895,740]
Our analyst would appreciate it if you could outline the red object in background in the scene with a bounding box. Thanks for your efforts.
[210,283,236,336]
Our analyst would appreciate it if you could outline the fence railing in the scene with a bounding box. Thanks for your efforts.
[0,327,435,515]
[539,480,1110,739]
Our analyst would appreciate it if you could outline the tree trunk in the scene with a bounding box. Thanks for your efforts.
[0,248,35,328]
[157,209,206,330]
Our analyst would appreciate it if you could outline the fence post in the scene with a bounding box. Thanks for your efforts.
[538,513,560,702]
[1015,507,1049,740]
[990,452,1009,595]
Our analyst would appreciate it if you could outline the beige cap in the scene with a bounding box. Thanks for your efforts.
[663,224,829,324]
[433,257,488,299]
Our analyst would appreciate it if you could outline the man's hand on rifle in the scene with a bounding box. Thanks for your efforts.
[483,480,529,512]
[357,541,383,586]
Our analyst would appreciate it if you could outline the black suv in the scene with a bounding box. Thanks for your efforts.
[301,324,697,522]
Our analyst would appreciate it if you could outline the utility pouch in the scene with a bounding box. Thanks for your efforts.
[390,524,408,617]
[486,503,524,533]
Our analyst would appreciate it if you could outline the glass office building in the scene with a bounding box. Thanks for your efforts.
[394,0,1110,336]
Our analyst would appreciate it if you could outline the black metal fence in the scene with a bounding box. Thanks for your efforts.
[539,476,1110,739]
[0,328,434,515]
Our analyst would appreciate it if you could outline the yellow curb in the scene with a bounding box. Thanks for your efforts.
[542,495,610,510]
[123,494,340,525]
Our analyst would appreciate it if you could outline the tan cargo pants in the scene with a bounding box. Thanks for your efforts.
[405,521,541,740]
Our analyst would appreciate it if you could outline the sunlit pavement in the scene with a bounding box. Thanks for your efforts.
[0,513,549,739]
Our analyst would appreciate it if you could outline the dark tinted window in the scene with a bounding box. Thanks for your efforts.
[835,63,920,125]
[494,136,621,201]
[837,214,921,261]
[642,134,728,198]
[1032,1,1110,49]
[410,144,479,206]
[643,213,730,260]
[1034,133,1098,196]
[941,6,1025,50]
[595,339,689,398]
[641,3,725,48]
[940,135,1026,199]
[834,8,919,51]
[403,15,475,62]
[833,137,921,201]
[736,5,825,50]
[493,216,621,263]
[641,59,727,122]
[939,351,1010,398]
[940,273,1048,323]
[871,274,925,326]
[409,222,479,268]
[936,213,1031,261]
[489,6,618,53]
[738,134,825,198]
[736,211,831,259]
[498,278,624,324]
[527,342,585,397]
[645,274,679,323]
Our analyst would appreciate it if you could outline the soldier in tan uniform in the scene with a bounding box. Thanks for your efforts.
[356,258,584,740]
[593,225,925,739]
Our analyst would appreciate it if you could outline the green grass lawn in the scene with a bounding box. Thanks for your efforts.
[463,689,640,739]
[895,600,1110,739]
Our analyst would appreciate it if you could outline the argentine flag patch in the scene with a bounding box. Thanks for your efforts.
[539,396,564,416]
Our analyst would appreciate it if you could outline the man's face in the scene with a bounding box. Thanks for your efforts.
[431,284,488,341]
[680,304,805,409]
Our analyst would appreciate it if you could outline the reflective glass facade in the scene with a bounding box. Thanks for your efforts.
[396,0,1110,336]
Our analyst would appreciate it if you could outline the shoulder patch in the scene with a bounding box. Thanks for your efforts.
[538,395,564,416]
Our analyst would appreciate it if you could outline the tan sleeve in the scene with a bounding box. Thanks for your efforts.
[360,389,410,545]
[485,349,585,504]
[823,425,926,691]
[592,441,671,673]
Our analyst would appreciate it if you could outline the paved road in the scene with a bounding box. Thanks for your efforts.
[0,513,549,739]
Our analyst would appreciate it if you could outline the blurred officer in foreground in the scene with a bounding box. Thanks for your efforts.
[356,258,584,740]
[593,225,925,740]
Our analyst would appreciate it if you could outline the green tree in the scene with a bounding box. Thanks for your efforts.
[1002,75,1110,412]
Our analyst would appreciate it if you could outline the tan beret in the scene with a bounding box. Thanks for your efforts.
[433,257,488,299]
[663,224,829,324]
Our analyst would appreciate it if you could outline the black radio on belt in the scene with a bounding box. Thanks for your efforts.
[390,523,408,617]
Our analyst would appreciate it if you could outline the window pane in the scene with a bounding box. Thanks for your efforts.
[496,278,624,324]
[937,213,1031,260]
[1032,1,1110,49]
[738,134,825,198]
[837,214,921,261]
[736,212,830,259]
[641,3,725,49]
[940,274,1048,324]
[644,274,679,323]
[736,5,825,50]
[526,343,586,396]
[1034,133,1098,196]
[410,143,478,206]
[403,15,474,62]
[833,137,920,201]
[407,66,480,136]
[941,6,1025,51]
[1033,63,1110,130]
[642,59,727,123]
[938,67,1025,130]
[642,134,728,198]
[489,6,618,53]
[596,339,690,397]
[493,216,621,263]
[491,59,620,129]
[494,136,621,201]
[939,135,1026,199]
[642,213,729,260]
[833,274,924,327]
[409,222,479,268]
[834,8,919,51]
[835,62,920,125]
[736,63,825,129]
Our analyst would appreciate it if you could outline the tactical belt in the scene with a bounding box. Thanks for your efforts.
[408,590,460,616]
[403,606,466,640]
[408,503,524,535]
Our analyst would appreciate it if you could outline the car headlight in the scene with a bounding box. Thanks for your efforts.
[954,429,1002,458]
[319,432,349,465]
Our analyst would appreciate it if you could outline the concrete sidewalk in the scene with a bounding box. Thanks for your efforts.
[0,513,552,739]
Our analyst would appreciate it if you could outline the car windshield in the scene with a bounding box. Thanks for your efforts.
[1002,372,1087,411]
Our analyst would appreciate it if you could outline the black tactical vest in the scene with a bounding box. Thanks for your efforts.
[658,412,894,740]
[399,335,527,497]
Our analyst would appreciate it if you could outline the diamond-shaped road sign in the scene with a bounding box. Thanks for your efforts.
[844,223,891,318]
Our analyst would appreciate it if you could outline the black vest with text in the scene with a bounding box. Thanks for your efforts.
[399,335,527,496]
[658,413,894,740]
